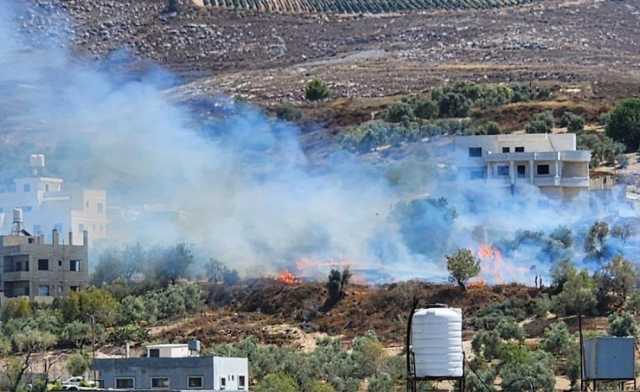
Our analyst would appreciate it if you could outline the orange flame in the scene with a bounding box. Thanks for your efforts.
[277,271,300,285]
[477,243,505,284]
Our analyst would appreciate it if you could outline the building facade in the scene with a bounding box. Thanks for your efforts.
[452,134,591,199]
[0,155,107,244]
[0,229,89,300]
[93,343,249,391]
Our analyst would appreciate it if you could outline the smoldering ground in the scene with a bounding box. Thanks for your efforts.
[0,1,637,284]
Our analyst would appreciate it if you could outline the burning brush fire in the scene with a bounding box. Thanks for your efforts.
[277,271,301,285]
[477,243,505,284]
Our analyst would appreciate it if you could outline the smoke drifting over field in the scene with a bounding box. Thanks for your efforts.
[1,2,637,284]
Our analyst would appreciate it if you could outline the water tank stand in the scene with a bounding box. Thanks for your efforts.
[406,300,465,392]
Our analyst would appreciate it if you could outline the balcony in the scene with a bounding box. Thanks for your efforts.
[534,176,589,188]
[485,150,591,163]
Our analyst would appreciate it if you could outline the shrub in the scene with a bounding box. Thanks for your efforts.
[526,111,554,134]
[539,321,572,356]
[438,93,470,118]
[578,132,625,166]
[446,248,481,290]
[496,319,525,341]
[627,291,640,314]
[558,112,585,132]
[606,98,640,151]
[499,346,555,392]
[480,121,501,135]
[351,333,385,378]
[255,373,299,392]
[305,79,330,101]
[384,102,415,123]
[66,352,90,376]
[553,269,597,316]
[367,373,393,392]
[608,312,637,337]
[308,380,336,392]
[413,99,438,119]
[471,330,502,361]
[275,104,303,122]
[595,256,637,310]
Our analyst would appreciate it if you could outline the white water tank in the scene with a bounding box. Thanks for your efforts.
[411,307,463,378]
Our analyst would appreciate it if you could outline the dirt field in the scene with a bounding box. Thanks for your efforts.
[29,0,640,105]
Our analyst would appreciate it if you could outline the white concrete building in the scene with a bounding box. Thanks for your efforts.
[0,155,107,244]
[452,134,591,199]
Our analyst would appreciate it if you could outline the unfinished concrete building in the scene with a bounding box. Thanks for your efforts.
[0,209,89,300]
[453,133,591,199]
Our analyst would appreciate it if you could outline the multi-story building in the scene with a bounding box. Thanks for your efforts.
[0,154,107,244]
[452,133,591,199]
[93,342,249,391]
[0,223,89,300]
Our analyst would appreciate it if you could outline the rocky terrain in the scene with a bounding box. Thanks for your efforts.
[20,0,640,105]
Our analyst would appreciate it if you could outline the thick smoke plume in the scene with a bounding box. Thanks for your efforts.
[0,2,637,284]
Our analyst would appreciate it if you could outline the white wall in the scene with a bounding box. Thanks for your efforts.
[213,357,249,391]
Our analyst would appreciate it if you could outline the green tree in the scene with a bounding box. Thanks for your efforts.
[559,112,585,132]
[413,99,438,119]
[60,287,120,326]
[154,243,195,285]
[550,259,576,293]
[584,221,609,260]
[446,248,481,289]
[553,268,597,316]
[384,102,415,123]
[608,312,637,337]
[305,79,330,101]
[308,380,336,392]
[595,256,637,310]
[119,295,146,325]
[1,297,32,322]
[66,352,90,376]
[539,321,573,356]
[438,93,470,118]
[255,373,299,392]
[499,346,555,392]
[351,333,385,378]
[206,258,240,285]
[60,321,91,349]
[526,111,554,134]
[606,98,640,151]
[495,319,524,341]
[367,373,393,392]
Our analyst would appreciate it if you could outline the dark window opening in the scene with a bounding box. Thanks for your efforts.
[502,147,510,153]
[220,377,226,390]
[116,378,134,389]
[497,165,509,176]
[38,259,49,271]
[468,147,482,157]
[38,285,50,296]
[517,165,526,178]
[515,146,525,152]
[537,164,550,175]
[151,377,169,389]
[69,260,80,272]
[188,376,204,388]
[239,376,246,388]
[149,349,160,358]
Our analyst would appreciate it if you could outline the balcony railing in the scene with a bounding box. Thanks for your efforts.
[485,150,591,162]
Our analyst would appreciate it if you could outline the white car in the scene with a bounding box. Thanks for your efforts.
[62,377,94,391]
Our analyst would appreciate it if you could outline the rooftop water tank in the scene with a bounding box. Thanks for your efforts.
[411,307,463,378]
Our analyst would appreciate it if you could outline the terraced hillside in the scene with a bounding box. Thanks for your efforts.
[200,0,539,14]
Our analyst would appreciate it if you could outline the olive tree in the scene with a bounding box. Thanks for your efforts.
[446,248,481,289]
[606,98,640,151]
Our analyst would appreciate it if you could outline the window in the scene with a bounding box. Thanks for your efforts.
[239,376,246,389]
[502,147,510,153]
[45,184,49,192]
[188,376,204,389]
[469,167,486,179]
[58,260,62,267]
[517,165,526,178]
[23,184,30,192]
[115,378,134,389]
[38,285,50,296]
[70,260,80,272]
[515,146,525,152]
[58,285,63,294]
[497,165,509,176]
[98,202,104,214]
[537,164,550,175]
[220,377,226,390]
[468,147,482,157]
[151,377,170,389]
[149,349,160,358]
[38,259,49,271]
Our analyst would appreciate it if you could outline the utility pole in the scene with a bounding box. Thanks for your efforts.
[91,315,97,383]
